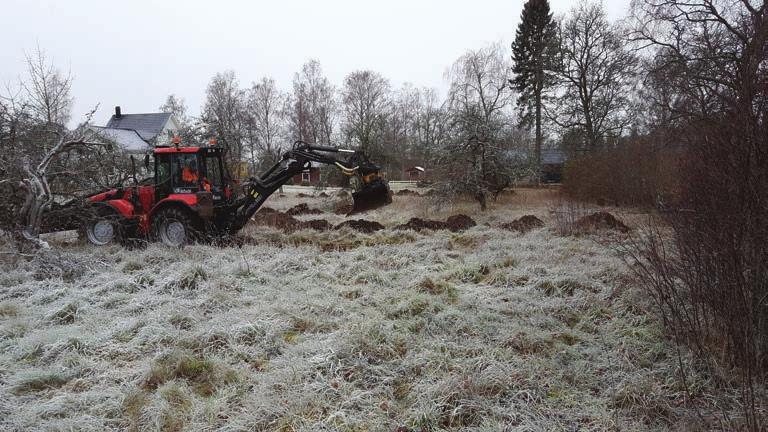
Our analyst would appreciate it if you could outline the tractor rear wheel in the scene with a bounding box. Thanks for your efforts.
[82,206,123,246]
[153,207,200,247]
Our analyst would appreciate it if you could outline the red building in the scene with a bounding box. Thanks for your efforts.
[292,163,321,185]
[404,166,426,180]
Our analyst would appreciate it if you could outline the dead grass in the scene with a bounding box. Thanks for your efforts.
[0,302,20,318]
[0,189,750,431]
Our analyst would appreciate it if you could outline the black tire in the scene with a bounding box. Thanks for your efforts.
[152,207,201,247]
[80,206,124,246]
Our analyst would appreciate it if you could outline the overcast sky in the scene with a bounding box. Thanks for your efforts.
[2,0,631,126]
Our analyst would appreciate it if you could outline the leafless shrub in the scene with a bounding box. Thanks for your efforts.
[550,198,592,236]
[626,1,768,428]
[562,136,679,207]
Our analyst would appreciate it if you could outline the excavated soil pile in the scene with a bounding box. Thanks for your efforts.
[286,203,323,216]
[334,219,385,233]
[252,211,331,232]
[318,192,329,197]
[575,212,630,233]
[501,215,545,232]
[300,219,332,231]
[395,189,420,196]
[445,214,476,232]
[252,211,300,231]
[395,214,476,232]
[395,218,449,232]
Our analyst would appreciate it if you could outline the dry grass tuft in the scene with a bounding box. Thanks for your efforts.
[0,302,20,318]
[165,266,207,291]
[12,371,71,395]
[47,302,79,324]
[142,350,235,397]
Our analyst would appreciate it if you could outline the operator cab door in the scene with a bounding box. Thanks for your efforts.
[155,153,201,201]
[201,149,226,203]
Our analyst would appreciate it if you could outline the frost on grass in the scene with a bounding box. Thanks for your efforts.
[0,200,743,431]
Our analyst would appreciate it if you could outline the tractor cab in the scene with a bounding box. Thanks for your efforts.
[152,145,233,203]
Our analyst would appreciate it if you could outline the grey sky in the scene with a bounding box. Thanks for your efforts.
[2,0,631,126]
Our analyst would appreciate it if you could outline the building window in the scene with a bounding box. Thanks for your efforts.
[302,171,311,183]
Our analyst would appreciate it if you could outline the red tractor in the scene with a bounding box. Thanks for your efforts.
[82,140,392,246]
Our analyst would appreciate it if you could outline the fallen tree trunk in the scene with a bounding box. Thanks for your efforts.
[17,131,102,248]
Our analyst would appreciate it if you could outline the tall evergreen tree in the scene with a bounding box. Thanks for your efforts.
[511,0,558,173]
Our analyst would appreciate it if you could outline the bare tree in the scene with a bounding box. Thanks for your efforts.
[16,108,108,248]
[445,42,514,143]
[245,77,288,170]
[438,43,531,210]
[411,87,448,165]
[159,94,198,143]
[550,1,637,152]
[21,45,73,127]
[201,71,247,170]
[340,70,391,157]
[0,90,36,230]
[159,94,188,124]
[381,83,419,175]
[288,60,336,144]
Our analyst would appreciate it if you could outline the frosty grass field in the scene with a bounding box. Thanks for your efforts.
[0,189,714,431]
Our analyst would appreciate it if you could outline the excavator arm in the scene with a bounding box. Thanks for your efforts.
[227,141,392,233]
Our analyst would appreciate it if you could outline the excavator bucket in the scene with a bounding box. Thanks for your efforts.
[350,178,393,214]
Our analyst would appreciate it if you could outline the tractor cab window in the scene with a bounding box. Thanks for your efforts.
[155,155,172,193]
[175,154,200,191]
[204,154,223,188]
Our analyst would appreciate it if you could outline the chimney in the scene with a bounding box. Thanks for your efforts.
[115,106,122,118]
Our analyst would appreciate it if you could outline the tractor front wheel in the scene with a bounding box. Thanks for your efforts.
[153,208,200,247]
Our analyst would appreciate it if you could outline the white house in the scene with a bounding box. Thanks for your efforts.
[89,106,180,153]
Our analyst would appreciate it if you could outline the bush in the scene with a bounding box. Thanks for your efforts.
[627,116,768,428]
[561,136,678,207]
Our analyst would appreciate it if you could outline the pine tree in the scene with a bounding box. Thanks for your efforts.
[511,0,558,174]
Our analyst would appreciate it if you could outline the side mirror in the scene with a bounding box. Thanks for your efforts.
[144,154,150,170]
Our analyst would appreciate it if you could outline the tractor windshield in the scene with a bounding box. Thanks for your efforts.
[176,154,200,189]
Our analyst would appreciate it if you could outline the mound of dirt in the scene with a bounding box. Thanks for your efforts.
[318,192,329,198]
[334,219,385,233]
[296,193,311,198]
[445,214,476,232]
[252,211,331,232]
[501,215,545,232]
[395,189,419,196]
[395,215,476,232]
[300,219,332,231]
[286,203,323,216]
[251,211,300,231]
[575,212,629,233]
[395,218,449,232]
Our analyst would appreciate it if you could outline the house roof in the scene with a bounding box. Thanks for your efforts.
[106,112,172,140]
[542,149,567,165]
[89,126,149,152]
